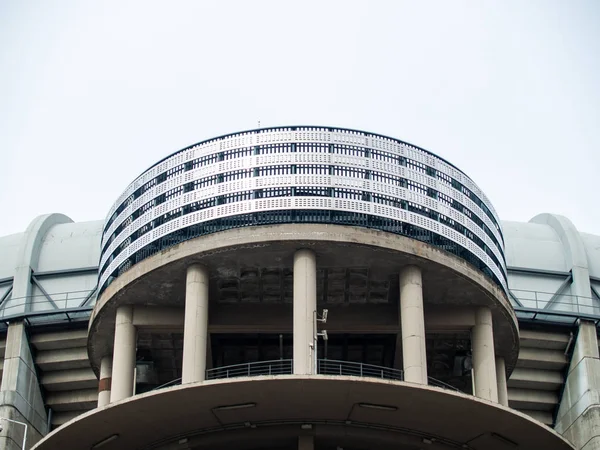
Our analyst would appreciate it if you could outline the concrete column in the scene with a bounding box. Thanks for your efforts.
[293,249,317,375]
[496,356,508,407]
[298,435,314,450]
[0,322,46,449]
[472,307,498,402]
[399,265,427,384]
[182,264,210,384]
[555,320,600,449]
[97,356,113,407]
[110,305,136,402]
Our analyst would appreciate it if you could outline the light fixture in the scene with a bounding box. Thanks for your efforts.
[301,424,313,430]
[358,403,397,411]
[213,402,257,411]
[91,434,119,449]
[422,438,433,445]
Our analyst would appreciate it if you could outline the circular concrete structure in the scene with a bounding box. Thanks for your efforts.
[32,376,572,450]
[89,224,518,375]
[76,126,541,450]
[98,126,506,296]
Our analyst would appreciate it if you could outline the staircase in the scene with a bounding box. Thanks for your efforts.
[507,328,571,425]
[30,328,98,429]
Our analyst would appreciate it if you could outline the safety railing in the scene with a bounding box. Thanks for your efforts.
[427,377,461,392]
[206,359,293,380]
[316,359,403,381]
[152,360,464,394]
[510,288,600,316]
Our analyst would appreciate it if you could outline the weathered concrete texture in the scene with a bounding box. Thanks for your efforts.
[508,328,570,426]
[509,388,559,411]
[29,329,88,351]
[293,249,317,375]
[89,224,519,377]
[0,405,44,450]
[31,375,574,450]
[399,265,427,385]
[519,329,571,350]
[517,347,568,370]
[110,306,136,403]
[509,368,564,391]
[40,368,97,391]
[45,389,98,412]
[555,321,600,449]
[0,322,47,449]
[496,357,508,407]
[182,264,209,384]
[35,347,89,371]
[97,356,112,408]
[472,307,498,402]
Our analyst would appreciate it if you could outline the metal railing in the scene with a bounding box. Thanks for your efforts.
[316,359,403,381]
[427,377,461,392]
[151,360,463,394]
[206,359,293,380]
[510,288,600,316]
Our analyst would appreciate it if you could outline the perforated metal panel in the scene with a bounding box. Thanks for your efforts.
[98,127,506,294]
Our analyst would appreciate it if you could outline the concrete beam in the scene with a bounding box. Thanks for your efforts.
[133,306,184,329]
[519,409,555,426]
[508,388,559,411]
[516,348,568,371]
[520,329,571,350]
[30,329,88,351]
[40,368,97,392]
[50,410,83,428]
[35,347,90,371]
[508,368,564,391]
[45,389,98,412]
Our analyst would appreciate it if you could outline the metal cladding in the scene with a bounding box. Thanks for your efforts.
[98,126,506,294]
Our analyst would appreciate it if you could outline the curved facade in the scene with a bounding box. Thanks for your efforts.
[98,126,506,296]
[1,127,599,450]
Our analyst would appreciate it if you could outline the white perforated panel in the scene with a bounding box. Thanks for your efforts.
[99,127,506,294]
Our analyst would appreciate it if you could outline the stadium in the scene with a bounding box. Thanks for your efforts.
[0,126,598,450]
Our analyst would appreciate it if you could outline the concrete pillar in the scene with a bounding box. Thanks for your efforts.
[399,265,427,384]
[472,307,498,402]
[555,320,600,449]
[293,249,317,375]
[110,305,136,402]
[182,264,210,384]
[0,322,46,449]
[298,435,314,450]
[97,356,113,407]
[496,356,508,407]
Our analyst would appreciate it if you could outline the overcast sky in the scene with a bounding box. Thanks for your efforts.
[1,1,598,238]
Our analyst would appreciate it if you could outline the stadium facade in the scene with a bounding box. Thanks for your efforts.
[0,126,598,450]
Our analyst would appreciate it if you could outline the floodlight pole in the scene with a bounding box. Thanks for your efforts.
[0,416,27,450]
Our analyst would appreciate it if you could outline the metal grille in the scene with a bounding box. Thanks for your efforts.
[99,127,507,295]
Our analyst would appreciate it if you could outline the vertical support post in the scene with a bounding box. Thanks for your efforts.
[110,305,136,402]
[472,306,498,402]
[555,320,600,447]
[182,264,210,384]
[97,355,113,407]
[496,356,508,407]
[399,265,427,384]
[294,249,317,375]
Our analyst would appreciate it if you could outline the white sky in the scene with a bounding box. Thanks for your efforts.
[1,1,598,237]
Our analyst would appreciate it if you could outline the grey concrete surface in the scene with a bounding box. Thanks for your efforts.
[31,375,573,450]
